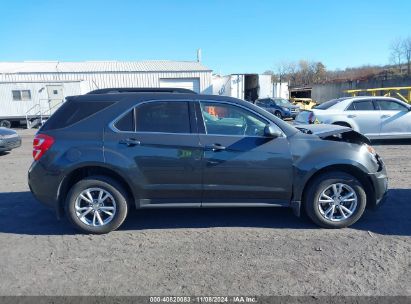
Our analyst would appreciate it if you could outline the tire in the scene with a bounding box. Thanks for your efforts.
[0,120,11,128]
[274,111,282,119]
[304,171,366,228]
[65,176,129,234]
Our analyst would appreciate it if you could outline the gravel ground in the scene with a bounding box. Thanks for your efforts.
[0,129,410,296]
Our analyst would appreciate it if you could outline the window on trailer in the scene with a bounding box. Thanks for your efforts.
[12,90,31,101]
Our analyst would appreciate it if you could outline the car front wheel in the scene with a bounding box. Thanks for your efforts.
[65,176,128,234]
[274,111,282,119]
[304,171,366,228]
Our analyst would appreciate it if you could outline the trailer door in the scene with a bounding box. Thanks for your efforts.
[47,85,64,113]
[230,75,244,100]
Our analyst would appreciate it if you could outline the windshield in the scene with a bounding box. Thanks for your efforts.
[273,99,291,106]
[314,97,349,110]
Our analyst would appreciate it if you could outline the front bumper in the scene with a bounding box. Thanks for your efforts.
[290,112,299,119]
[0,136,22,151]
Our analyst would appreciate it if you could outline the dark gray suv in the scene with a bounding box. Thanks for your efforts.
[28,88,388,234]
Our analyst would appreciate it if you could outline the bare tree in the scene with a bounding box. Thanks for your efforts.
[273,60,328,86]
[390,38,403,74]
[314,62,326,83]
[275,62,290,84]
[402,37,411,75]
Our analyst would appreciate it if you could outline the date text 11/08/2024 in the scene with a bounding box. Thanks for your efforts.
[149,296,258,303]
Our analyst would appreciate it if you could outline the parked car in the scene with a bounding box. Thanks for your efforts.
[0,127,21,152]
[295,96,411,139]
[255,98,300,119]
[28,88,388,234]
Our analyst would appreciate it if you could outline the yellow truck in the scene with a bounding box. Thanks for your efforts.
[290,98,317,110]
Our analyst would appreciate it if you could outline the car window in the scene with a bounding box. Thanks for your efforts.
[315,98,349,110]
[200,102,268,136]
[376,100,408,111]
[115,109,134,132]
[42,100,115,131]
[256,99,266,106]
[347,100,375,111]
[274,99,290,106]
[135,101,191,133]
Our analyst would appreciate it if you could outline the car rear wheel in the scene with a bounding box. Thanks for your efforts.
[65,176,128,234]
[304,171,366,228]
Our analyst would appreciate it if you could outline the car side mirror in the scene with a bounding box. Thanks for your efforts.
[264,125,282,138]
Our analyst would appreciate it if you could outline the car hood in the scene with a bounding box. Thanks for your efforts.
[294,124,371,144]
[0,127,17,136]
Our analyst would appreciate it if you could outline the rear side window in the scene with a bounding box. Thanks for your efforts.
[115,110,134,132]
[135,101,190,133]
[376,100,408,111]
[347,100,375,111]
[315,98,349,110]
[42,100,115,131]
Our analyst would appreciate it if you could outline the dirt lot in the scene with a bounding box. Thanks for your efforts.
[0,129,410,296]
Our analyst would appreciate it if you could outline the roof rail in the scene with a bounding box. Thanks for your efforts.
[87,88,198,95]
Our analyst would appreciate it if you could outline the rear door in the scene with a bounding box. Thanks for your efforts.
[344,99,380,137]
[105,100,202,207]
[196,100,293,206]
[376,99,411,137]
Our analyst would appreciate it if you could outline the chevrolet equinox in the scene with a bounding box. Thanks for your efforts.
[28,88,388,234]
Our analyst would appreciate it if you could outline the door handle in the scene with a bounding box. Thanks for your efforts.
[119,138,141,147]
[347,114,357,118]
[206,143,226,152]
[381,115,391,118]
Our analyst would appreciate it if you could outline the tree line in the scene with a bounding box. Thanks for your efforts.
[264,36,411,87]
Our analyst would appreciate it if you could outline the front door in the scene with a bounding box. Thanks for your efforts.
[46,85,64,113]
[105,100,202,207]
[197,101,293,206]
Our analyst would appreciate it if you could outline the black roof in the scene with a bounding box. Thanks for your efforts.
[87,88,197,95]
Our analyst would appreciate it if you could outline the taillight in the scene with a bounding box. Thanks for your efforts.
[308,112,315,124]
[33,134,55,161]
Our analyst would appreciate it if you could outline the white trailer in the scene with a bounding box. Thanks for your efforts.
[212,74,288,102]
[0,81,89,128]
[273,82,289,99]
[0,60,212,128]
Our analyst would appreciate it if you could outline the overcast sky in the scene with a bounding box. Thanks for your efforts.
[0,0,410,74]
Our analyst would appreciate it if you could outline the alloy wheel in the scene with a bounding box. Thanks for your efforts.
[317,183,358,222]
[74,187,117,227]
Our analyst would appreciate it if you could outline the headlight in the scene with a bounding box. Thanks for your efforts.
[364,144,376,156]
[362,144,379,163]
